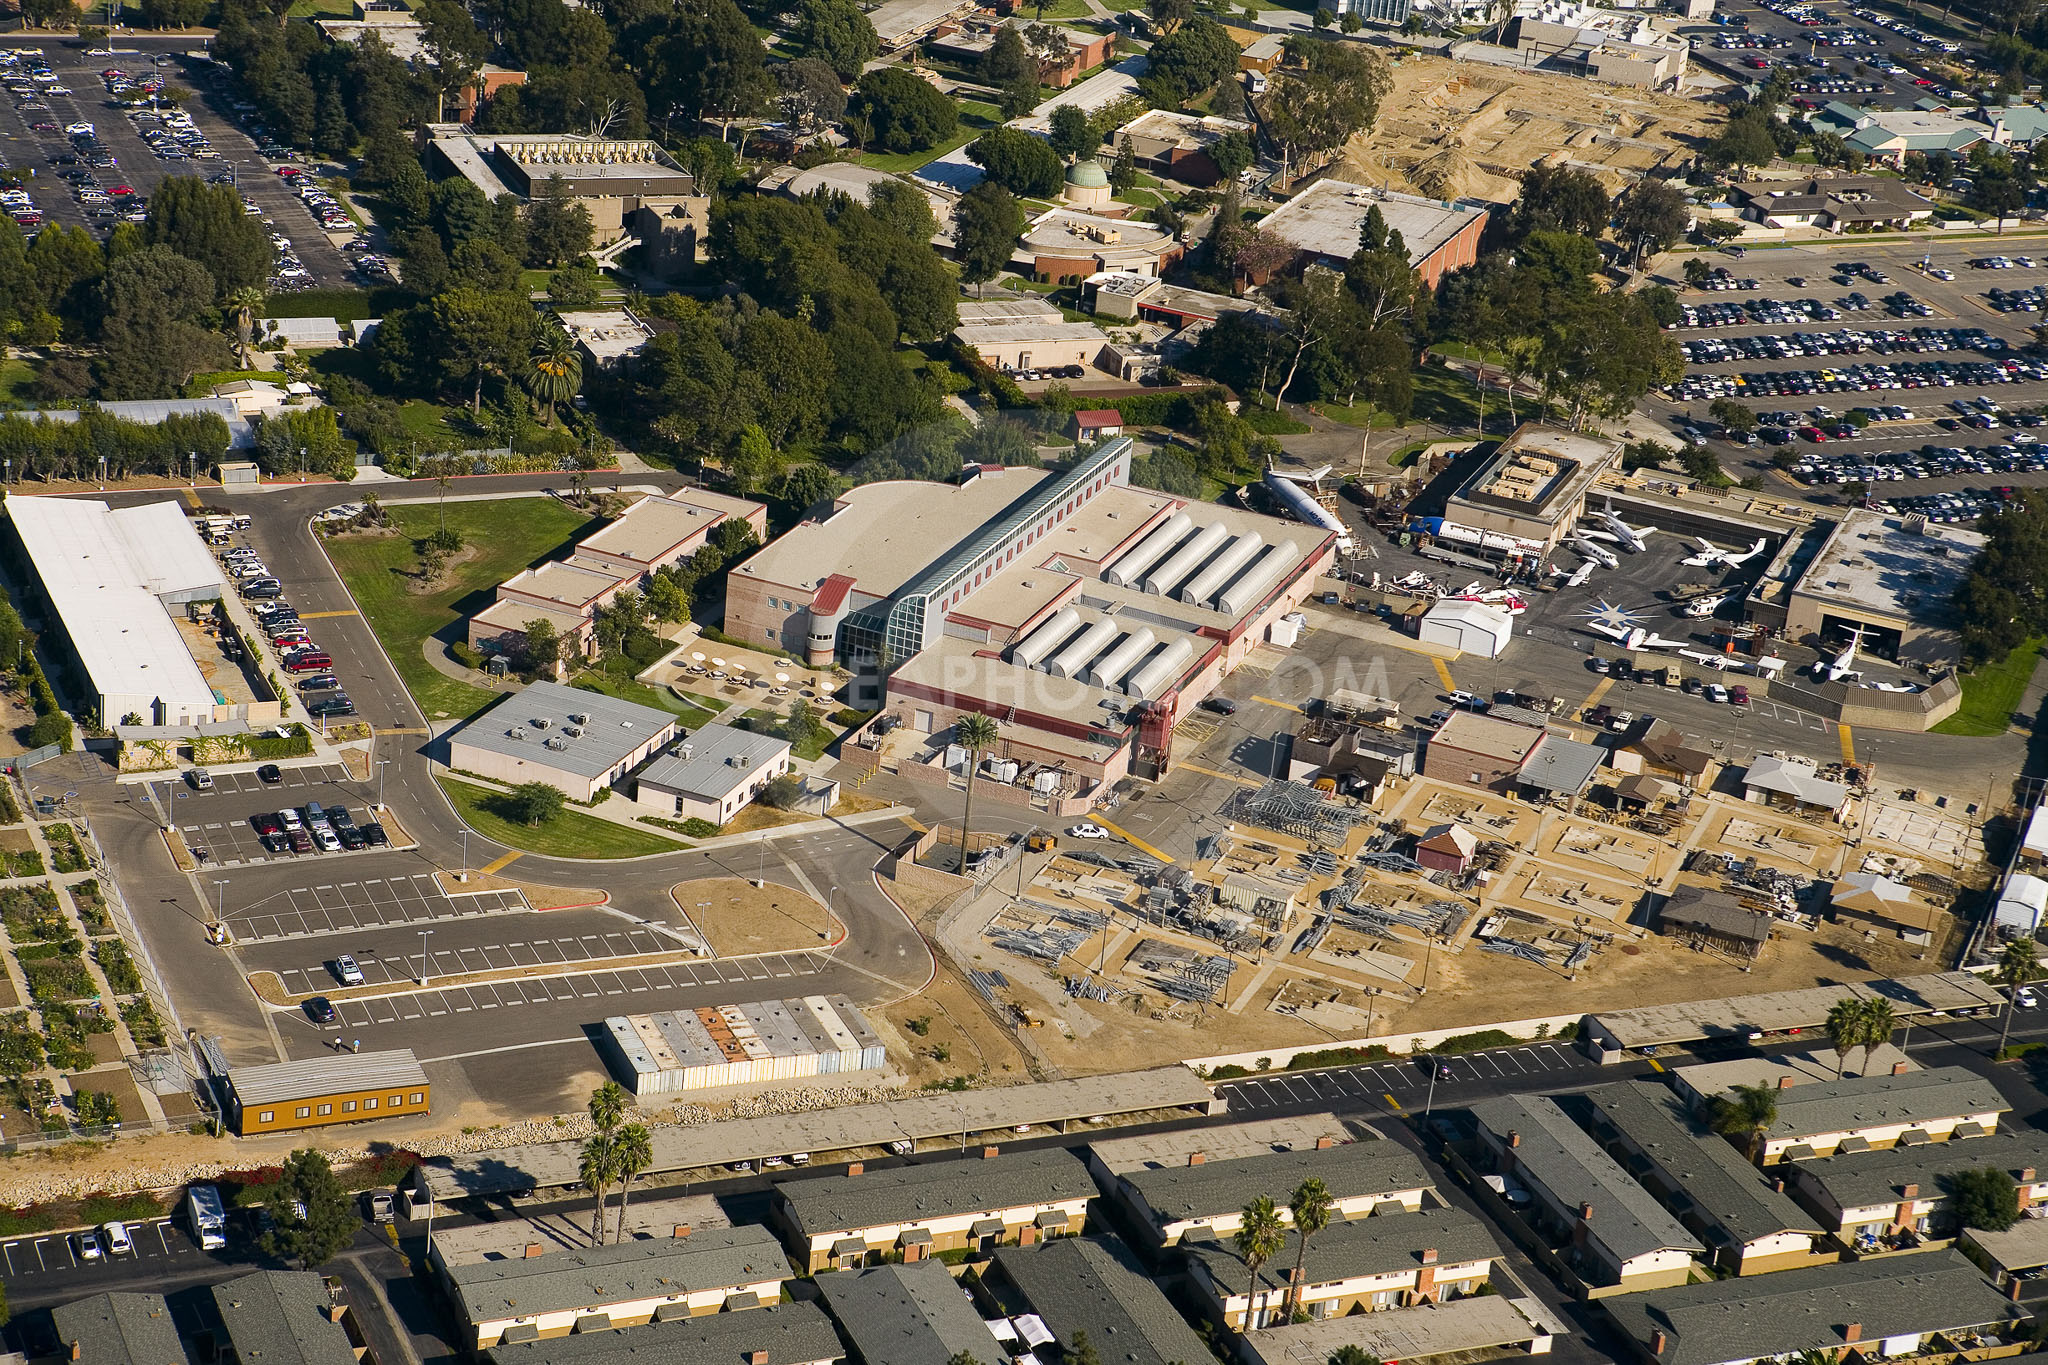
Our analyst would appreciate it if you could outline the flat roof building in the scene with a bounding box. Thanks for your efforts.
[632,723,794,827]
[426,130,707,265]
[445,680,679,804]
[1741,754,1852,816]
[1730,175,1939,231]
[1584,972,2009,1057]
[52,1293,183,1365]
[1422,710,1546,794]
[1443,424,1623,556]
[774,1146,1097,1273]
[484,1303,843,1365]
[469,491,765,661]
[1017,209,1184,284]
[1671,1044,1918,1110]
[1473,1093,1703,1292]
[435,1225,793,1349]
[553,308,656,367]
[1783,508,1985,667]
[1112,1138,1433,1248]
[599,997,884,1098]
[1250,181,1489,288]
[814,1261,1005,1365]
[983,1237,1213,1365]
[725,439,1333,790]
[423,1066,1222,1202]
[1110,109,1256,187]
[1961,1218,2048,1291]
[5,497,229,728]
[223,1049,429,1134]
[1602,1250,2022,1365]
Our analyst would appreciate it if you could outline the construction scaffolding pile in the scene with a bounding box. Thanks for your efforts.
[1162,955,1236,1003]
[1691,851,1813,907]
[968,969,1010,1003]
[1228,779,1372,846]
[1062,975,1127,1002]
[1482,937,1551,964]
[987,922,1090,964]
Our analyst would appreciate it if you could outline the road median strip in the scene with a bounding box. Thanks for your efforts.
[246,936,776,1009]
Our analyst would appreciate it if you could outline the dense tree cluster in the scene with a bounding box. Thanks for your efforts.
[215,0,437,157]
[1953,490,2048,665]
[610,191,959,481]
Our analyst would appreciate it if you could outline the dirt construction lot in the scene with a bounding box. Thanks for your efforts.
[1338,54,1725,201]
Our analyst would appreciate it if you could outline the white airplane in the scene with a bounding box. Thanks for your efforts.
[1451,590,1528,615]
[1568,536,1619,569]
[1581,499,1657,554]
[1585,620,1688,651]
[1815,625,1872,683]
[1683,592,1731,619]
[1563,560,1596,588]
[1267,463,1334,486]
[1681,537,1768,569]
[1679,648,1734,670]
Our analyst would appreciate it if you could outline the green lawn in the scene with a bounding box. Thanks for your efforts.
[569,668,723,729]
[436,777,686,859]
[740,709,835,761]
[1932,638,2043,737]
[398,400,467,447]
[326,499,596,720]
[855,103,1002,175]
[0,358,38,405]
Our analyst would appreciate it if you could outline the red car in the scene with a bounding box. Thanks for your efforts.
[251,812,283,836]
[107,184,133,197]
[1800,425,1827,442]
[1729,684,1751,705]
[276,165,304,178]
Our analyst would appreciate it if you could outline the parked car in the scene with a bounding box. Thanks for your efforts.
[333,954,364,986]
[1201,696,1239,715]
[304,996,337,1024]
[186,767,212,790]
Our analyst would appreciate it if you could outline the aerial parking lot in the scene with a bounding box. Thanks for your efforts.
[1701,0,1972,109]
[1646,239,2048,505]
[0,42,355,286]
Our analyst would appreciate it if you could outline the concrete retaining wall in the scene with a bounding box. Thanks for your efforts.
[1185,1011,1586,1073]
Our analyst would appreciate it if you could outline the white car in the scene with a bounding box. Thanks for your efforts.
[2017,986,2040,1009]
[313,827,341,853]
[75,1230,102,1261]
[1608,710,1635,733]
[1066,823,1110,840]
[333,954,364,986]
[319,503,366,521]
[101,1221,133,1256]
[1704,682,1729,703]
[887,1140,914,1156]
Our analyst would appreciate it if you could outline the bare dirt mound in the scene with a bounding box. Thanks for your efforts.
[1339,53,1724,202]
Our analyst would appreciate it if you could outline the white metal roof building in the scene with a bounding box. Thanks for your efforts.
[6,497,228,727]
[1418,599,1512,658]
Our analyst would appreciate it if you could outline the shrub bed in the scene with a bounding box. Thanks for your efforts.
[95,940,142,994]
[120,999,165,1047]
[22,956,95,1004]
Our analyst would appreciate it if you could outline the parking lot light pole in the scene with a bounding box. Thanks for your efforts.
[418,928,433,987]
[375,759,389,812]
[459,828,468,882]
[212,878,227,932]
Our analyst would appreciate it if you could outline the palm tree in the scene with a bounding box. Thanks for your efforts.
[225,286,265,370]
[1709,1081,1780,1165]
[953,712,1000,878]
[584,1081,629,1243]
[1825,997,1864,1077]
[579,1132,618,1247]
[2000,938,2040,1054]
[524,334,583,425]
[1233,1195,1288,1329]
[1859,998,1897,1074]
[1284,1177,1334,1322]
[612,1122,653,1243]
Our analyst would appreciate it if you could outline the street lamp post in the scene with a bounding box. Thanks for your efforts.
[375,759,389,812]
[418,928,434,986]
[299,446,307,483]
[459,828,468,882]
[827,885,838,943]
[1423,1061,1443,1118]
[212,878,227,932]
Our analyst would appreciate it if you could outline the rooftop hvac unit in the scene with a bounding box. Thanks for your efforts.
[509,726,527,739]
[545,736,569,750]
[678,744,694,760]
[569,712,591,725]
[563,725,584,738]
[533,716,552,729]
